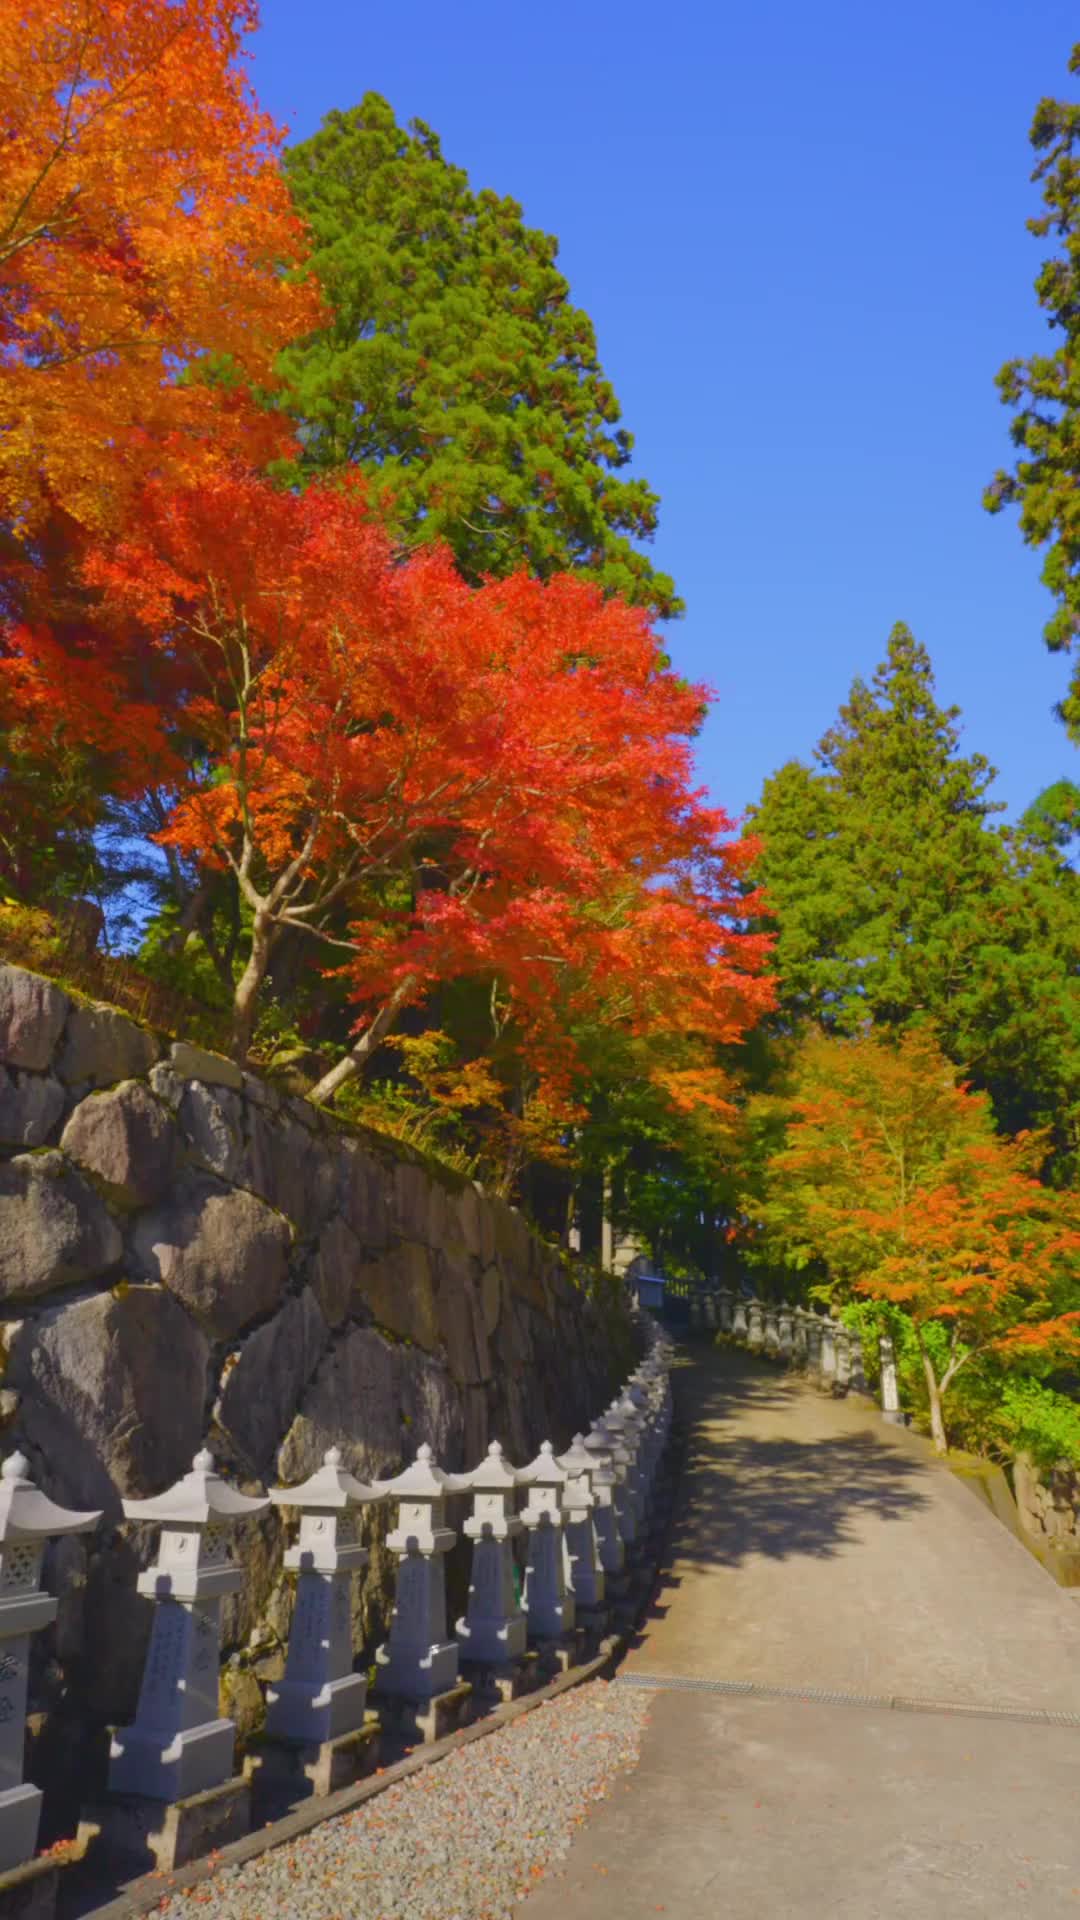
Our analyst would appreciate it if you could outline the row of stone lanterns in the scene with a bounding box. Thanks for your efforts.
[0,1318,674,1909]
[686,1286,905,1420]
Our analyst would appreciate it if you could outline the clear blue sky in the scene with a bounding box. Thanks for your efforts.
[254,0,1077,825]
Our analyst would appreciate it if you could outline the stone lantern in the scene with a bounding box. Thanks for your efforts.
[731,1293,749,1339]
[805,1311,823,1378]
[718,1289,734,1332]
[456,1442,527,1673]
[792,1308,809,1368]
[820,1315,838,1392]
[259,1448,379,1797]
[763,1304,781,1356]
[555,1435,605,1621]
[374,1445,472,1741]
[0,1454,100,1875]
[834,1323,852,1394]
[581,1427,625,1582]
[777,1304,794,1361]
[518,1442,575,1659]
[593,1415,637,1552]
[747,1299,765,1350]
[109,1451,268,1805]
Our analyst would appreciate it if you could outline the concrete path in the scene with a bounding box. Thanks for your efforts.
[524,1343,1080,1919]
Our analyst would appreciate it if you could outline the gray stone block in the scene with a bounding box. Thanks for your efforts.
[0,967,70,1073]
[0,1068,64,1148]
[130,1172,290,1340]
[214,1289,329,1474]
[0,1151,122,1301]
[60,1080,175,1207]
[55,1004,159,1088]
[307,1213,361,1327]
[9,1284,208,1514]
[169,1041,244,1090]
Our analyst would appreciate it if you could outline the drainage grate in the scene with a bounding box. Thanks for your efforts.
[613,1672,1080,1727]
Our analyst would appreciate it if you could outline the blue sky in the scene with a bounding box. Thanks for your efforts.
[255,0,1078,825]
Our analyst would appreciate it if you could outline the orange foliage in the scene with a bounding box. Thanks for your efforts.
[83,469,773,1078]
[0,0,319,538]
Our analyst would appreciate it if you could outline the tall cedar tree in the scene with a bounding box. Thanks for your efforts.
[986,40,1080,738]
[748,625,1080,1171]
[278,96,678,616]
[744,1028,1080,1453]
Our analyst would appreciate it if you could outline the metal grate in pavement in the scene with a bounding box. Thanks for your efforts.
[613,1671,1080,1726]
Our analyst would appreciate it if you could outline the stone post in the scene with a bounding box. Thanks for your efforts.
[834,1323,852,1395]
[103,1451,269,1870]
[819,1315,838,1392]
[519,1444,577,1670]
[258,1448,379,1798]
[605,1397,646,1537]
[777,1304,794,1362]
[805,1311,823,1379]
[732,1294,749,1340]
[718,1288,734,1333]
[850,1331,869,1395]
[879,1335,905,1425]
[747,1299,764,1351]
[594,1415,637,1552]
[556,1435,605,1628]
[0,1454,99,1883]
[582,1427,626,1584]
[763,1304,781,1357]
[455,1442,528,1691]
[374,1445,471,1741]
[792,1307,809,1369]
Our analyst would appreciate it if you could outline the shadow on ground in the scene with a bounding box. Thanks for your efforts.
[654,1342,931,1576]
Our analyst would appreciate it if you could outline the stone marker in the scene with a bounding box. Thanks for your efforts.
[819,1316,838,1392]
[834,1322,852,1394]
[555,1434,606,1626]
[732,1293,749,1339]
[792,1306,809,1368]
[374,1445,472,1743]
[455,1442,528,1687]
[879,1334,905,1425]
[747,1298,765,1351]
[581,1427,626,1583]
[518,1443,576,1667]
[95,1450,268,1872]
[256,1448,379,1799]
[0,1453,99,1904]
[763,1304,781,1356]
[777,1304,794,1360]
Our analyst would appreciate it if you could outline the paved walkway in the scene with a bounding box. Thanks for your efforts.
[525,1343,1080,1919]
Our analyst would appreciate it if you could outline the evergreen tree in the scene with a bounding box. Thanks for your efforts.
[279,96,678,615]
[985,41,1080,738]
[749,626,1080,1174]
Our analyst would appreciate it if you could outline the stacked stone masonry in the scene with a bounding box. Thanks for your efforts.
[0,963,631,1848]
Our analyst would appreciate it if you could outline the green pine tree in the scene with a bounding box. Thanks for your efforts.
[748,625,1080,1175]
[986,41,1080,739]
[278,96,678,615]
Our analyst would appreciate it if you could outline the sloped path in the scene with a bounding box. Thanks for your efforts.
[524,1343,1080,1920]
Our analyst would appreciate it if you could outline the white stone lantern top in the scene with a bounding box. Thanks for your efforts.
[459,1441,521,1495]
[0,1452,101,1544]
[518,1441,568,1489]
[123,1449,269,1527]
[376,1444,465,1557]
[460,1441,522,1544]
[374,1443,469,1501]
[270,1446,378,1513]
[124,1450,269,1604]
[271,1448,376,1575]
[555,1434,592,1477]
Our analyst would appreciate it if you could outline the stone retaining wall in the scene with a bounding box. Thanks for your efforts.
[1013,1454,1080,1552]
[0,963,629,1822]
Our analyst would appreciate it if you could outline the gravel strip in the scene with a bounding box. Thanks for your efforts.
[154,1680,650,1920]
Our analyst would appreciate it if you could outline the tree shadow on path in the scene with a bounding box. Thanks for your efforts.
[661,1344,932,1573]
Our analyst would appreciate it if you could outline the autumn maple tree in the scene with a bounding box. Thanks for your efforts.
[87,468,771,1088]
[0,0,317,538]
[745,1026,1080,1451]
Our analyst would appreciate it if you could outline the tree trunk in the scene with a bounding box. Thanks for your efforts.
[229,909,275,1062]
[308,978,416,1107]
[919,1343,948,1454]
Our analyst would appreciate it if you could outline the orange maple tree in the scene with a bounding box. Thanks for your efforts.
[86,468,773,1088]
[750,1027,1080,1451]
[0,0,318,539]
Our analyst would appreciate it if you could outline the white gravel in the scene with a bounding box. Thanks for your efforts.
[154,1680,650,1920]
